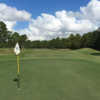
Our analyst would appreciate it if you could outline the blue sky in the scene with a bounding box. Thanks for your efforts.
[1,0,90,17]
[0,0,90,30]
[0,0,99,40]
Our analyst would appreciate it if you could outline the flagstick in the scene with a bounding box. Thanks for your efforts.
[17,55,20,88]
[17,55,20,74]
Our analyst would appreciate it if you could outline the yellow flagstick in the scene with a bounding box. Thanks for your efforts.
[17,55,20,88]
[17,55,20,75]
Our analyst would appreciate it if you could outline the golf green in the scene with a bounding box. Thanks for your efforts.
[0,48,100,100]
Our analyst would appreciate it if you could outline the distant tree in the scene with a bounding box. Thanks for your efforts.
[0,21,9,47]
[81,32,95,48]
[10,32,20,47]
[66,34,81,49]
[92,31,100,50]
[19,35,27,49]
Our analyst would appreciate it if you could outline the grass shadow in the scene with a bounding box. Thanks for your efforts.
[90,53,100,56]
[13,75,20,88]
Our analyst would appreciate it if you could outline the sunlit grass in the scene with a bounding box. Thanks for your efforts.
[0,48,100,100]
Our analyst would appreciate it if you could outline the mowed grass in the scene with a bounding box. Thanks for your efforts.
[0,48,100,100]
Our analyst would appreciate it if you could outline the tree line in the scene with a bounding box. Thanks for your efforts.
[0,21,100,50]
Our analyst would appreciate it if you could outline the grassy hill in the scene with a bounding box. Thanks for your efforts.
[0,48,100,100]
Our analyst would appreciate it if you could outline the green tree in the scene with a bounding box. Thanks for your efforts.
[81,32,95,48]
[0,21,9,47]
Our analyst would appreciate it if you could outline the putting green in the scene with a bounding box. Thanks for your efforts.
[0,48,100,100]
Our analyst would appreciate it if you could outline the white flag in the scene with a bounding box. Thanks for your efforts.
[14,43,20,55]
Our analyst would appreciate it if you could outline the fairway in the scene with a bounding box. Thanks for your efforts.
[0,48,100,100]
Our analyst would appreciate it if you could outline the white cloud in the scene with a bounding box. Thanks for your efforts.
[4,21,16,30]
[80,0,100,23]
[19,0,100,40]
[0,0,100,40]
[0,3,31,30]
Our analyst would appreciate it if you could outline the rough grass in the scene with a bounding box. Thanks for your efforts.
[0,48,100,100]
